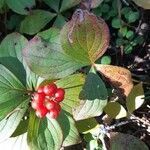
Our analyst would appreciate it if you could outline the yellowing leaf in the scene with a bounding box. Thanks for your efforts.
[104,102,127,119]
[126,83,145,113]
[60,9,109,64]
[95,64,133,96]
[132,0,150,9]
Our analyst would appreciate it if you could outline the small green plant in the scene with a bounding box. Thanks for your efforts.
[93,0,145,54]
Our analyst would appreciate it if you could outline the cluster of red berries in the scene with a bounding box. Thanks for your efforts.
[31,83,65,119]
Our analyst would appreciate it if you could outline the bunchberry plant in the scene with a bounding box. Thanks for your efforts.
[0,0,149,150]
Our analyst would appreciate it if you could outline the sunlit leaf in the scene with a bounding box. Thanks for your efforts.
[11,119,29,137]
[27,110,40,150]
[126,83,145,113]
[23,28,86,79]
[104,102,127,119]
[95,64,133,96]
[0,101,28,142]
[27,110,63,150]
[132,0,150,9]
[58,112,81,147]
[24,10,110,78]
[0,33,28,86]
[56,74,85,114]
[86,139,102,150]
[61,10,109,64]
[0,32,40,89]
[0,133,29,150]
[0,64,28,121]
[76,118,98,134]
[73,67,108,120]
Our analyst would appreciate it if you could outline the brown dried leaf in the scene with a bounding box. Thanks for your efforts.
[95,64,133,97]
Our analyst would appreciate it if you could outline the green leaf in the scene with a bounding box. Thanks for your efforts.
[0,133,28,150]
[73,67,108,120]
[38,115,63,150]
[27,111,63,150]
[127,12,139,23]
[57,112,81,147]
[86,139,102,150]
[84,133,94,142]
[116,38,124,46]
[126,30,134,39]
[11,119,29,137]
[6,14,24,30]
[119,27,128,37]
[112,18,122,29]
[0,33,40,89]
[0,0,5,9]
[124,45,133,54]
[23,28,86,79]
[100,55,111,64]
[0,33,28,86]
[60,10,109,65]
[60,0,81,12]
[0,64,28,120]
[56,74,85,114]
[126,83,145,113]
[43,0,60,12]
[132,0,150,9]
[110,132,149,150]
[24,10,109,78]
[27,110,40,149]
[20,10,56,35]
[101,4,110,13]
[0,101,28,142]
[76,118,98,134]
[53,15,66,28]
[121,7,132,15]
[104,102,127,119]
[6,0,35,15]
[93,6,102,16]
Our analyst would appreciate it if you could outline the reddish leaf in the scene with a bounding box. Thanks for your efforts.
[60,9,109,64]
[95,64,133,96]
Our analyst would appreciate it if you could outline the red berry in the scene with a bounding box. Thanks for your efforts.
[37,86,44,93]
[35,106,48,118]
[43,84,57,96]
[45,100,56,110]
[31,100,44,110]
[49,109,59,119]
[55,103,61,112]
[55,88,65,102]
[32,92,45,103]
